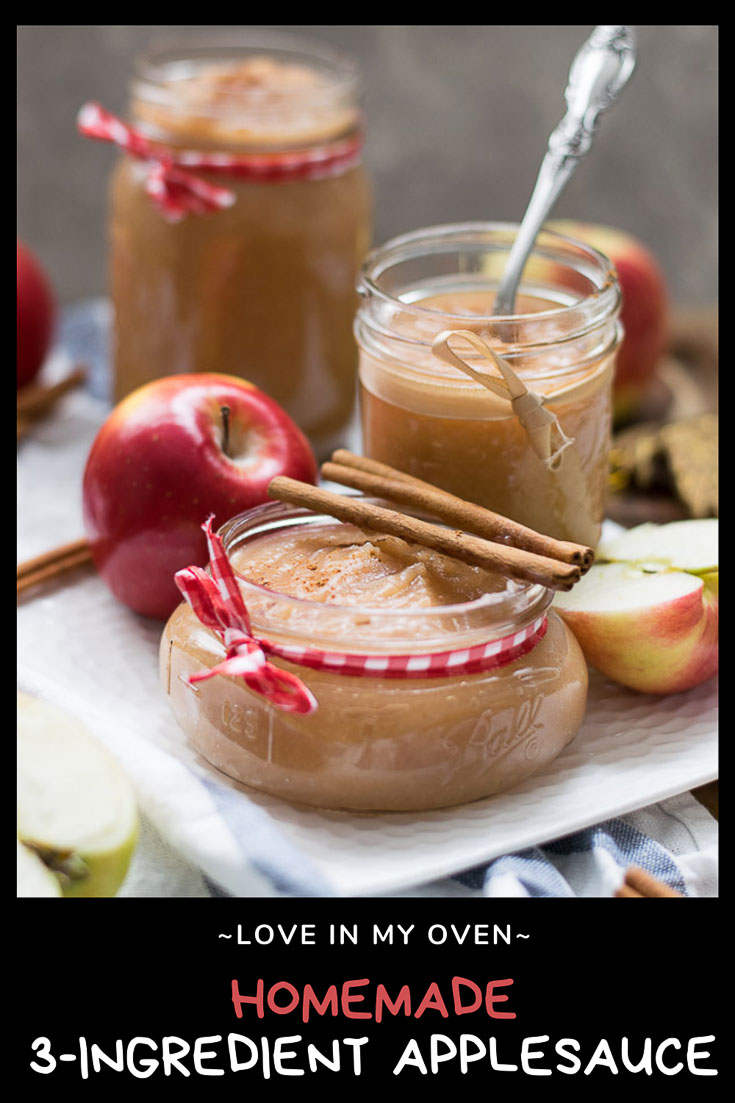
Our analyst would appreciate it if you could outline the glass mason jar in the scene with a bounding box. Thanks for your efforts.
[356,223,622,547]
[109,32,372,454]
[160,500,588,812]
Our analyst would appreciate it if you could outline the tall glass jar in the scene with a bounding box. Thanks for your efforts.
[160,500,588,811]
[109,32,372,454]
[356,223,621,546]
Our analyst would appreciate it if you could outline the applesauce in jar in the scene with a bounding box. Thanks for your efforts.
[356,223,622,547]
[109,33,372,453]
[160,501,588,811]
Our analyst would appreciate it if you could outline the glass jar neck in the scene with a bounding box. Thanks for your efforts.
[355,222,621,386]
[130,31,361,153]
[217,501,553,655]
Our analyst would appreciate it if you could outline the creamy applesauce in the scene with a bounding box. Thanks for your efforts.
[110,37,372,452]
[160,503,588,811]
[357,224,621,547]
[233,523,505,608]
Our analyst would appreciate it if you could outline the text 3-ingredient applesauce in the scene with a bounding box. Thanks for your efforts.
[160,501,588,811]
[356,224,622,546]
[107,33,372,453]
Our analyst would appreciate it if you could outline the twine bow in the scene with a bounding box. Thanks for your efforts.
[431,328,605,547]
[174,518,317,715]
[432,329,576,469]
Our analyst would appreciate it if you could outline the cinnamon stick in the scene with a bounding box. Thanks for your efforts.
[623,866,683,899]
[16,365,87,420]
[268,477,582,591]
[615,867,683,898]
[17,538,93,596]
[614,884,644,899]
[328,450,594,570]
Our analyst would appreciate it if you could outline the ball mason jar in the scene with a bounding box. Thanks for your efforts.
[109,32,372,454]
[356,223,622,546]
[160,500,589,811]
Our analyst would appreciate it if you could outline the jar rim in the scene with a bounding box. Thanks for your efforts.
[358,221,620,331]
[217,499,553,648]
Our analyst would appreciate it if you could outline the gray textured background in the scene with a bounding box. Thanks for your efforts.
[18,25,717,305]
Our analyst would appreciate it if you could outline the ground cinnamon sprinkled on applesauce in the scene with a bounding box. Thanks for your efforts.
[134,55,358,148]
[232,523,507,608]
[177,57,328,109]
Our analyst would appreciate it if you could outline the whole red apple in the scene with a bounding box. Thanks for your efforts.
[548,221,669,421]
[17,240,56,389]
[82,373,318,619]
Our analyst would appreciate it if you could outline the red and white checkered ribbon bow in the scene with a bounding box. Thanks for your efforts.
[174,518,548,715]
[175,517,318,715]
[77,102,364,222]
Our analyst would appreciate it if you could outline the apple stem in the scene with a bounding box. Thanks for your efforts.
[221,405,231,457]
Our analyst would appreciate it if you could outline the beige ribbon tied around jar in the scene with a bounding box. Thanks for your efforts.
[432,329,607,547]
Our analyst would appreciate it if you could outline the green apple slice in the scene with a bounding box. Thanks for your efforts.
[17,693,138,898]
[597,519,718,575]
[17,838,62,898]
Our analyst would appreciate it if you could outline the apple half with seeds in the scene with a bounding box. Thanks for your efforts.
[554,520,718,694]
[17,693,138,897]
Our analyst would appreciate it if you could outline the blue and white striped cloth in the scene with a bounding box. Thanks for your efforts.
[457,810,694,897]
[118,789,716,899]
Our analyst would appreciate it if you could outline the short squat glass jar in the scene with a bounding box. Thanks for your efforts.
[356,223,622,547]
[109,32,372,453]
[160,501,589,812]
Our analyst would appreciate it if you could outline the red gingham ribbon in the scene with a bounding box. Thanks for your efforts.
[77,102,364,222]
[174,518,548,715]
[175,517,318,715]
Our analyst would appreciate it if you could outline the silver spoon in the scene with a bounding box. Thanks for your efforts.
[493,25,637,316]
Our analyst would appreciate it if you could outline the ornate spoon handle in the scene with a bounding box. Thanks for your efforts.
[493,25,637,316]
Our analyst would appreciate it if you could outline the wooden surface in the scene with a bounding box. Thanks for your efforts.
[668,312,718,819]
[671,311,719,820]
[692,781,718,821]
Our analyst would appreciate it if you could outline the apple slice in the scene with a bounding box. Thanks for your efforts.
[555,526,718,694]
[598,519,718,575]
[17,838,62,898]
[17,694,138,897]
